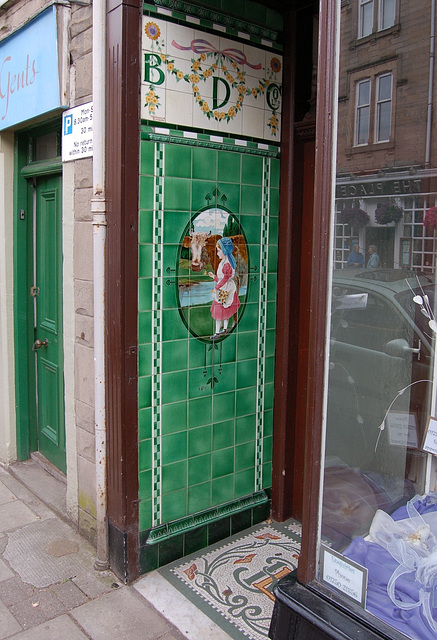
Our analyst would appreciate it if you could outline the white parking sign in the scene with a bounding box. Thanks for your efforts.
[62,102,93,161]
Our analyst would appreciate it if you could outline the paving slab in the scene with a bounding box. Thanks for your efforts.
[0,557,14,582]
[10,613,89,639]
[0,482,16,505]
[3,518,95,588]
[71,587,182,640]
[0,501,38,533]
[0,597,22,639]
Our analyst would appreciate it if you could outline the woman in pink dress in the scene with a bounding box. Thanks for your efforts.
[208,237,240,339]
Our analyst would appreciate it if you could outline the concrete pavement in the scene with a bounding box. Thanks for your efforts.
[0,461,187,640]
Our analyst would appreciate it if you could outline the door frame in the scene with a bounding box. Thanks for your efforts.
[14,121,63,463]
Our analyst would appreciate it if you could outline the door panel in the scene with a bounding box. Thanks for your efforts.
[33,174,66,472]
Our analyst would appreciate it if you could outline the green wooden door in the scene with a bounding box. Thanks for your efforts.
[31,173,66,472]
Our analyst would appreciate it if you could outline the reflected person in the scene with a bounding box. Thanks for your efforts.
[346,244,364,268]
[367,245,380,269]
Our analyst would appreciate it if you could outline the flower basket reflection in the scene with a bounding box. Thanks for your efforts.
[337,206,370,228]
[424,206,437,232]
[374,203,404,225]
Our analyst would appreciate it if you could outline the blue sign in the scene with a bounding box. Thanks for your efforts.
[0,7,61,130]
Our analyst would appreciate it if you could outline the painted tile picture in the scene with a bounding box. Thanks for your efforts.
[178,206,248,341]
[142,17,282,140]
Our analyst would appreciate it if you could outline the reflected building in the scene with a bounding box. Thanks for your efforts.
[335,0,437,272]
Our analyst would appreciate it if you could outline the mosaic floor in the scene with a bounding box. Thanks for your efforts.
[135,520,301,640]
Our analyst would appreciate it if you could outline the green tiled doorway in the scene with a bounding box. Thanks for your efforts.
[138,129,279,571]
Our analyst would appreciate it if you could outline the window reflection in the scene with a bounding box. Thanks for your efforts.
[321,1,437,637]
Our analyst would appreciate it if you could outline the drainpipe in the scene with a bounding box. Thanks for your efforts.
[425,0,436,169]
[92,0,109,570]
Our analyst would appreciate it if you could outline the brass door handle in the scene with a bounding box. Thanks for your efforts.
[33,338,48,351]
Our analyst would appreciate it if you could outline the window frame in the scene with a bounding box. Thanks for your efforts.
[355,77,371,146]
[358,0,374,39]
[374,72,393,143]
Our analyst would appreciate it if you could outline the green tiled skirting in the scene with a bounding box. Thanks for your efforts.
[139,491,271,573]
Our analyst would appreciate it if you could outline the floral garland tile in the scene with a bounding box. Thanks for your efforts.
[162,523,301,640]
[142,17,283,141]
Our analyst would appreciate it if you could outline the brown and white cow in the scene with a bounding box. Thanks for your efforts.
[182,231,248,286]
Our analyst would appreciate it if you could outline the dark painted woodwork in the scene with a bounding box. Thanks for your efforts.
[106,0,141,582]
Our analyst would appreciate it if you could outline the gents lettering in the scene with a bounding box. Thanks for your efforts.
[0,54,38,120]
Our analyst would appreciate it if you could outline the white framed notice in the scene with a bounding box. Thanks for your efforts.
[422,416,437,456]
[387,412,418,448]
[320,545,367,608]
[62,102,93,161]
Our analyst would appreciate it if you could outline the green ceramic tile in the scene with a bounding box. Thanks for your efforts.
[139,408,152,441]
[235,440,255,472]
[162,488,187,522]
[263,435,273,463]
[241,185,262,215]
[188,396,212,428]
[241,155,263,186]
[267,274,277,301]
[164,177,191,211]
[188,337,209,368]
[269,187,279,215]
[163,211,187,244]
[268,217,279,246]
[162,309,189,341]
[212,447,234,478]
[236,414,256,444]
[264,409,273,437]
[267,245,278,273]
[264,382,274,410]
[212,474,234,505]
[188,482,211,514]
[188,367,213,399]
[162,339,189,373]
[236,358,257,389]
[161,370,188,404]
[219,333,237,363]
[217,151,241,183]
[192,147,218,180]
[262,461,272,489]
[240,215,261,244]
[266,7,283,30]
[191,180,217,212]
[138,278,152,311]
[165,144,192,178]
[265,329,276,357]
[245,1,266,24]
[265,356,275,384]
[162,401,188,435]
[235,468,255,497]
[139,469,152,501]
[139,438,152,472]
[188,425,212,457]
[216,182,240,213]
[140,140,155,175]
[139,499,153,531]
[162,460,187,494]
[213,390,236,423]
[266,301,276,330]
[235,386,257,417]
[188,453,211,485]
[138,344,152,377]
[163,243,179,268]
[270,158,280,189]
[139,210,153,243]
[138,376,152,410]
[139,175,154,209]
[211,363,236,394]
[139,244,153,278]
[237,302,259,333]
[212,420,234,450]
[138,311,152,344]
[162,280,179,311]
[237,331,258,360]
[162,431,187,464]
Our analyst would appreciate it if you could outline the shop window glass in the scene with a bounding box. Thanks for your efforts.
[319,2,437,638]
